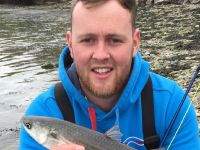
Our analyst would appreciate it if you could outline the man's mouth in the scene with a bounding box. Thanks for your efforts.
[92,68,113,74]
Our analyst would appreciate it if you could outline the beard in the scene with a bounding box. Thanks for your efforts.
[76,65,131,99]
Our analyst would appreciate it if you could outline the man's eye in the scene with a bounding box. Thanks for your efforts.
[110,39,123,45]
[81,38,93,43]
[112,39,121,42]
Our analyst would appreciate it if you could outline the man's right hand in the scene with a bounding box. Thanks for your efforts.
[51,144,85,150]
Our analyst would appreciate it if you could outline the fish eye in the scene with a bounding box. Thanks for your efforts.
[25,123,32,129]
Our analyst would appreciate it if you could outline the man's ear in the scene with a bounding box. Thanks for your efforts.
[132,28,140,57]
[66,31,74,58]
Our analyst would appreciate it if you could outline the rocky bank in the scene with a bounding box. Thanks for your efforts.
[137,0,200,5]
[136,4,200,124]
[0,0,200,5]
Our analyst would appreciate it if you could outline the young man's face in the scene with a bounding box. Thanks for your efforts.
[67,0,140,98]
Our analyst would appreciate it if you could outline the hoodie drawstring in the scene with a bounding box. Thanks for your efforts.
[88,106,97,131]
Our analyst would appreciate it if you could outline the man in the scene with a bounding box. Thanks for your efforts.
[19,0,200,149]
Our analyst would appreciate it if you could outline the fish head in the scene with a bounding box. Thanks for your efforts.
[21,116,52,144]
[20,116,66,149]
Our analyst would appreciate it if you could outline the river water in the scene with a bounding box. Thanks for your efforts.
[0,3,70,149]
[0,3,199,149]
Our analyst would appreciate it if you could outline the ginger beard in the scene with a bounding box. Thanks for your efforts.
[76,56,133,99]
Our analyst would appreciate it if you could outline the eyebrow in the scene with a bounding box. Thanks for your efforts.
[77,34,96,40]
[106,34,127,40]
[77,33,127,40]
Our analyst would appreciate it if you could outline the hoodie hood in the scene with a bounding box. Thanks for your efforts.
[58,47,150,120]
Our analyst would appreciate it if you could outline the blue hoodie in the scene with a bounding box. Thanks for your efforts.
[19,47,200,150]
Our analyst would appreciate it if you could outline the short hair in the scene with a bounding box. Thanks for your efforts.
[70,0,137,28]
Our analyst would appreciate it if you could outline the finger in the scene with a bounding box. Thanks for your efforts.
[51,144,85,150]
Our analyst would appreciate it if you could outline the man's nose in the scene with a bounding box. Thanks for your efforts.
[92,42,110,60]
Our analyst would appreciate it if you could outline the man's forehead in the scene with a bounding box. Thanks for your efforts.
[71,0,133,33]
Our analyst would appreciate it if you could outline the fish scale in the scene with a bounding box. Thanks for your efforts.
[21,116,164,150]
[63,121,133,150]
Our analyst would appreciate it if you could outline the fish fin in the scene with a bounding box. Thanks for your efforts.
[105,124,123,142]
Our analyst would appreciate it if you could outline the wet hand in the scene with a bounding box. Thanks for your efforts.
[51,144,85,150]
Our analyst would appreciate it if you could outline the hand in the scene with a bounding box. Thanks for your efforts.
[51,144,85,150]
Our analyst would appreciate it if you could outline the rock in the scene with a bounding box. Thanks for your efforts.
[197,112,200,117]
[137,0,200,5]
[154,0,171,4]
[136,0,146,6]
[146,0,154,5]
[41,62,58,69]
[195,25,200,28]
[1,0,200,5]
[189,0,200,4]
[0,0,63,5]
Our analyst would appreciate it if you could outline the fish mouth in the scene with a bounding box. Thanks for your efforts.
[20,117,25,126]
[20,116,33,130]
[20,117,26,128]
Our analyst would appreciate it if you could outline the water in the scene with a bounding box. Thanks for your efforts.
[0,3,199,149]
[0,3,70,149]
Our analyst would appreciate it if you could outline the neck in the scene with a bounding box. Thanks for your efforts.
[83,88,121,112]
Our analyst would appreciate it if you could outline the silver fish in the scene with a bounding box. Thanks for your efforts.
[21,116,164,150]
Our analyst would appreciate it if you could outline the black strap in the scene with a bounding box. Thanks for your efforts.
[54,82,75,123]
[142,77,160,149]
